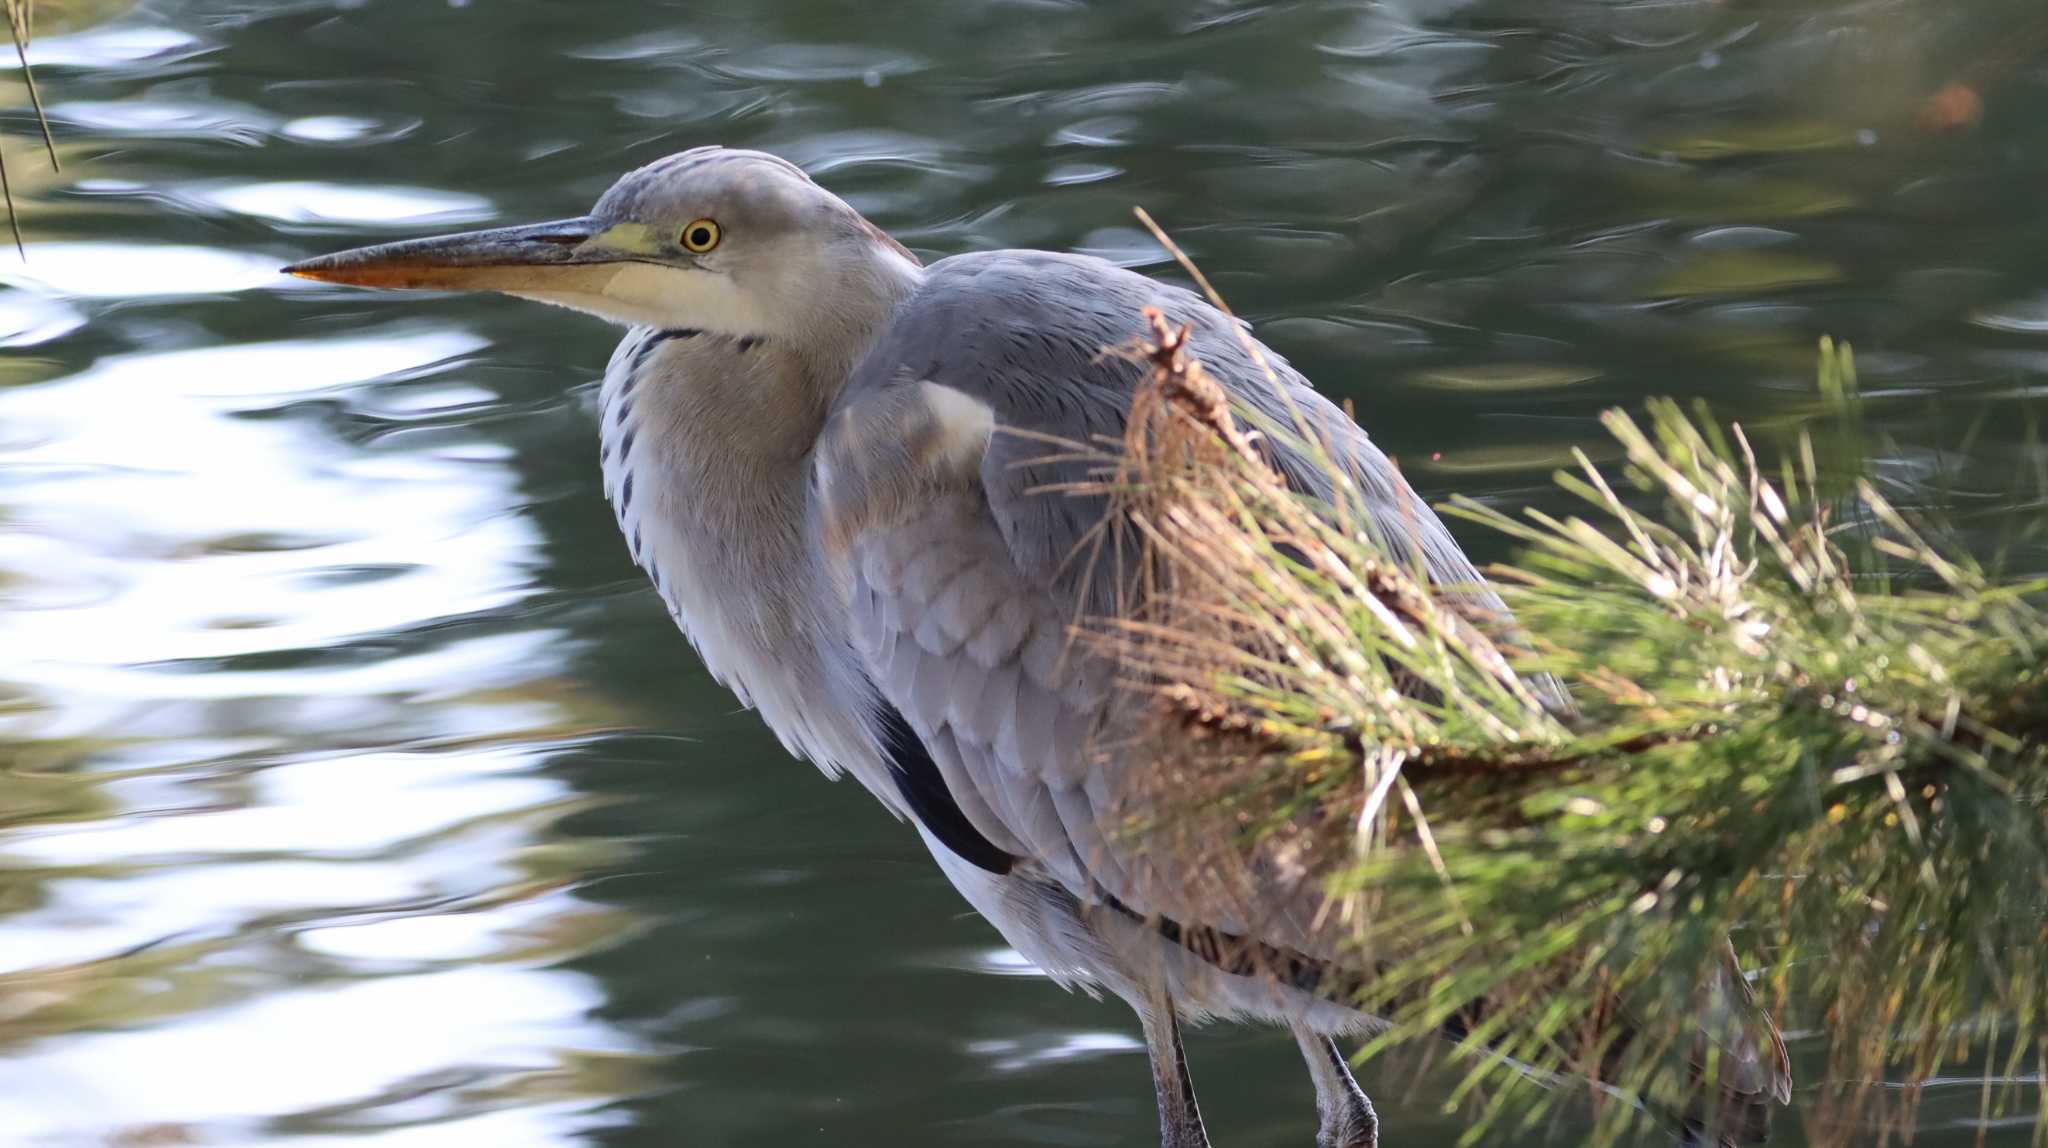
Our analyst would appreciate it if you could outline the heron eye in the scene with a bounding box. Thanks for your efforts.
[680,219,721,253]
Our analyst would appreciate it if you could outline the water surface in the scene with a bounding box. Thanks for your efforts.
[3,1,2044,1144]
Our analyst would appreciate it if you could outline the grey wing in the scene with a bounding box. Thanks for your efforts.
[811,250,1521,937]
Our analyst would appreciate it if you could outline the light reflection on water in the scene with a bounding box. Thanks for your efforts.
[0,244,286,298]
[0,291,640,1142]
[1,12,645,1131]
[0,0,2043,1145]
[192,182,496,227]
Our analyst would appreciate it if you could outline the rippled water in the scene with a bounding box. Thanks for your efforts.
[2,2,2043,1145]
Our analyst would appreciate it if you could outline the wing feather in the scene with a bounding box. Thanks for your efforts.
[812,249,1539,942]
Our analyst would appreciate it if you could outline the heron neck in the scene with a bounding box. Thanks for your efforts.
[594,244,923,690]
[596,241,923,622]
[790,245,927,402]
[595,326,902,792]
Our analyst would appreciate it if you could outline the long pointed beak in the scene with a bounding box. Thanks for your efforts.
[283,216,609,290]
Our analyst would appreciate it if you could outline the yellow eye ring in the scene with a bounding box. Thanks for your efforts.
[680,219,721,253]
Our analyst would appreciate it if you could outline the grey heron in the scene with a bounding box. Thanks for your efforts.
[285,146,1789,1147]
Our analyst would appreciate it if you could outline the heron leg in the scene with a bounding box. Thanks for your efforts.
[1294,1025,1379,1148]
[1139,989,1211,1148]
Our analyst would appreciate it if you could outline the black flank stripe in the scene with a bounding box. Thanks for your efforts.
[874,700,1015,875]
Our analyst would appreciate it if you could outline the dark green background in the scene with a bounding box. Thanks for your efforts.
[1,1,2041,1144]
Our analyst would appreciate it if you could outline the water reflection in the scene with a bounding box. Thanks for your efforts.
[1,150,644,1145]
[185,182,497,227]
[0,244,284,299]
[1,0,2043,1144]
[0,293,646,1142]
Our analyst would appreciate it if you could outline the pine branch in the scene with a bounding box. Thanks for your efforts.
[1095,332,2048,1147]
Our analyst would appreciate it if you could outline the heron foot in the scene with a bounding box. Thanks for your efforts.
[1297,1028,1379,1148]
[1313,1077,1378,1148]
[1315,1092,1378,1148]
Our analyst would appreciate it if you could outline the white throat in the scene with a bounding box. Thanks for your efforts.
[509,262,778,334]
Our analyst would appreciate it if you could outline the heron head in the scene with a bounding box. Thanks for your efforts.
[285,147,922,336]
